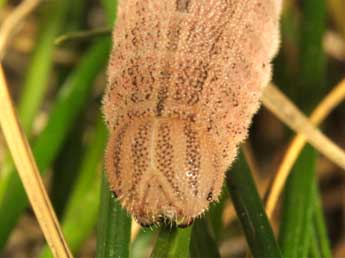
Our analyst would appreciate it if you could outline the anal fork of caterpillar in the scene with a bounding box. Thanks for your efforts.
[105,117,225,227]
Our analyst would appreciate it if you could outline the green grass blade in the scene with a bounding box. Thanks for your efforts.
[309,225,322,258]
[0,38,110,249]
[38,117,107,257]
[310,185,333,258]
[49,0,90,216]
[227,150,282,258]
[151,229,173,258]
[298,0,326,112]
[149,207,217,258]
[0,0,70,202]
[277,2,326,254]
[190,218,220,258]
[67,0,88,31]
[150,197,218,257]
[101,0,117,25]
[17,0,70,133]
[50,120,85,218]
[151,226,192,258]
[96,174,132,258]
[131,229,156,258]
[278,145,316,258]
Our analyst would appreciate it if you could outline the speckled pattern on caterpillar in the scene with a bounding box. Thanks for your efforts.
[103,0,282,227]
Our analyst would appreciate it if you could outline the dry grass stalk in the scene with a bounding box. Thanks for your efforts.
[0,0,41,60]
[130,219,140,242]
[0,67,72,258]
[264,80,345,218]
[262,83,345,171]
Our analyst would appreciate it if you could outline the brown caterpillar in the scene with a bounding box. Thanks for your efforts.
[103,0,282,227]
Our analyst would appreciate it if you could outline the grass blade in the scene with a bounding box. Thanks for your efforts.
[17,0,70,132]
[278,1,328,257]
[190,218,220,258]
[298,0,326,112]
[0,0,70,202]
[131,229,156,258]
[309,225,322,258]
[0,38,110,249]
[311,185,333,258]
[96,174,131,258]
[39,117,107,257]
[278,144,316,258]
[227,150,282,258]
[49,0,90,217]
[101,0,117,25]
[50,119,85,218]
[151,227,192,258]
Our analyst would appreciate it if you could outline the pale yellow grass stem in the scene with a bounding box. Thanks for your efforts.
[131,219,141,242]
[263,80,345,218]
[0,67,72,258]
[262,83,345,171]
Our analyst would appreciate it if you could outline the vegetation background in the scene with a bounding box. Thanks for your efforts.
[0,0,344,257]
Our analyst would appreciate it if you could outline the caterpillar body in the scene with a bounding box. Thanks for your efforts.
[103,0,282,227]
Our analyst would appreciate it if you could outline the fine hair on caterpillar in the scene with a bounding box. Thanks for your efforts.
[106,117,224,226]
[103,0,282,227]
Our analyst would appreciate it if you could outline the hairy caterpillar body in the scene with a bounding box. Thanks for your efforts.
[103,0,282,227]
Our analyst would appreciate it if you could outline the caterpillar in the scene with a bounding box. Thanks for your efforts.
[103,0,282,227]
